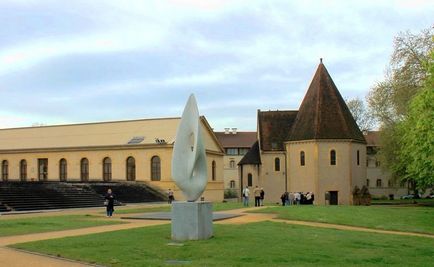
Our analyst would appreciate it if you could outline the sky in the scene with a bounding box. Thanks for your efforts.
[0,0,433,131]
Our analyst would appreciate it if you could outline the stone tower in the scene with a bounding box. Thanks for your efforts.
[286,60,366,205]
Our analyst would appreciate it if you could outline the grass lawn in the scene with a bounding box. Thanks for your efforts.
[0,215,124,237]
[113,201,245,215]
[371,198,434,205]
[12,221,434,267]
[114,206,171,214]
[251,205,434,234]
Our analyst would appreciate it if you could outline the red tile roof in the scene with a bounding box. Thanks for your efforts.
[364,131,380,146]
[214,131,257,148]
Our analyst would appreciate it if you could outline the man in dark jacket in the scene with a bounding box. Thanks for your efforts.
[105,188,115,217]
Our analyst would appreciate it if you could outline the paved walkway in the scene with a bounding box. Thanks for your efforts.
[1,205,433,266]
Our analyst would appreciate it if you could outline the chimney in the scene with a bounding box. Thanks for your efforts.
[231,128,237,134]
[224,128,230,134]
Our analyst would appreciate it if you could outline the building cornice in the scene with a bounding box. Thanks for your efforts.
[0,144,224,156]
[284,139,367,145]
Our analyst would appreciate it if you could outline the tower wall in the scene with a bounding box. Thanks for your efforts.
[287,140,367,205]
[287,142,316,194]
[259,151,286,203]
[316,141,351,205]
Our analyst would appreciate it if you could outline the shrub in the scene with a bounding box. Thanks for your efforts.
[224,189,238,199]
[372,195,388,200]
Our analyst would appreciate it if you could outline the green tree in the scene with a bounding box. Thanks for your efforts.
[367,26,433,188]
[398,50,434,190]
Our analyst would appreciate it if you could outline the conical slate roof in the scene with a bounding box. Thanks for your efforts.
[289,61,366,143]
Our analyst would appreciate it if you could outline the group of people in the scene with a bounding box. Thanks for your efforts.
[104,187,314,217]
[242,186,265,207]
[280,191,314,206]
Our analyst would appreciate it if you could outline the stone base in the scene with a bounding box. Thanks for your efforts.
[171,201,213,241]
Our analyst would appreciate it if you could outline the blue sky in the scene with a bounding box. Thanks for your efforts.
[0,0,432,131]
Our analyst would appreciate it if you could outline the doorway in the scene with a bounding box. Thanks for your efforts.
[38,159,48,181]
[329,191,338,205]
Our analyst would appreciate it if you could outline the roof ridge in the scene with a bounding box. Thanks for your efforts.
[0,116,181,131]
[314,64,322,139]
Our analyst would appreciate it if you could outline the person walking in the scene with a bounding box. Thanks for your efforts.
[242,186,250,207]
[167,189,174,204]
[254,186,261,207]
[105,188,115,217]
[260,188,265,206]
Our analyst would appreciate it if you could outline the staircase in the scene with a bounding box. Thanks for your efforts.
[0,182,105,212]
[86,182,166,203]
[0,203,11,212]
[0,181,166,212]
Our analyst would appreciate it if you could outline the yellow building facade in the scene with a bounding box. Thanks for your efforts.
[0,117,225,202]
[364,131,409,199]
[215,130,256,193]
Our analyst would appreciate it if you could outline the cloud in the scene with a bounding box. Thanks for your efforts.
[0,28,168,76]
[0,0,432,130]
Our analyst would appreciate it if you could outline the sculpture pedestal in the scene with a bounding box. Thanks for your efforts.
[171,201,213,241]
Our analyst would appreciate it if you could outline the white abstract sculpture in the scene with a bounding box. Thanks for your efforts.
[172,94,208,202]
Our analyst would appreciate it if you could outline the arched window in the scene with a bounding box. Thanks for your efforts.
[80,158,89,181]
[59,158,67,181]
[357,150,360,165]
[103,157,112,181]
[20,159,27,181]
[330,150,336,165]
[151,156,161,181]
[376,179,382,188]
[126,157,136,181]
[2,160,8,181]
[300,151,305,166]
[230,180,235,188]
[274,157,280,171]
[366,179,370,187]
[247,173,253,187]
[229,160,235,168]
[212,160,216,181]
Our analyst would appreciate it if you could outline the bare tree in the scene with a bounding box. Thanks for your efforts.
[346,97,375,132]
[368,26,433,126]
